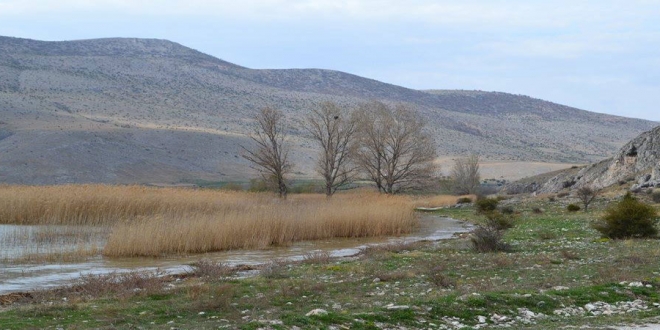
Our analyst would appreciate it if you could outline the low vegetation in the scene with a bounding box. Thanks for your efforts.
[475,197,498,214]
[4,195,660,329]
[593,192,658,239]
[567,203,581,212]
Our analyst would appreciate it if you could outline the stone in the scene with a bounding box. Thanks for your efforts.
[639,174,652,184]
[305,309,328,316]
[552,286,569,291]
[385,304,410,310]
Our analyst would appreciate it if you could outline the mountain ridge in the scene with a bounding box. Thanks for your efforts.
[0,36,657,185]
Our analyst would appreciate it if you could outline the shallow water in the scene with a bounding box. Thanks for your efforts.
[0,214,471,294]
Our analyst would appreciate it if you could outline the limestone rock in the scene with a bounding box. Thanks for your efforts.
[305,309,328,317]
[521,126,660,194]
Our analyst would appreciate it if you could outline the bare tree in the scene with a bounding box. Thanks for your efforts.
[451,155,481,195]
[241,107,291,198]
[355,102,438,194]
[306,102,358,196]
[576,186,599,212]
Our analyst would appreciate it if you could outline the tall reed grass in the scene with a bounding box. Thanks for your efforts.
[0,185,466,258]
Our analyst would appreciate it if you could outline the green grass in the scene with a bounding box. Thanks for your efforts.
[3,196,660,329]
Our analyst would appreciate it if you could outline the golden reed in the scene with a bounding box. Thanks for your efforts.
[0,185,466,257]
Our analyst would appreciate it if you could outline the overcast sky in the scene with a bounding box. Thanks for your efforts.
[1,0,659,121]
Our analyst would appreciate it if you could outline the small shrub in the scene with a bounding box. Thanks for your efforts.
[593,193,658,239]
[500,206,514,214]
[484,211,515,230]
[492,254,514,267]
[532,207,543,214]
[470,226,511,253]
[652,191,660,203]
[457,197,472,204]
[475,198,498,214]
[567,204,581,212]
[427,266,455,288]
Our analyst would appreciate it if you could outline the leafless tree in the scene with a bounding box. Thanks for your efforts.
[241,107,291,198]
[451,154,481,195]
[306,102,358,196]
[576,186,599,212]
[355,101,438,194]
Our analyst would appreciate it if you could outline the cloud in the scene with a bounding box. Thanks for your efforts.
[2,0,658,30]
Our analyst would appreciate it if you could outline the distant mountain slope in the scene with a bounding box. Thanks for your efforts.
[0,36,657,184]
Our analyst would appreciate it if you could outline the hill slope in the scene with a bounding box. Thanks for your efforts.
[503,125,660,194]
[0,36,657,184]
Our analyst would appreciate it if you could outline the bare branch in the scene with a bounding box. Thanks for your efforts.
[241,107,292,198]
[354,102,438,194]
[451,154,481,195]
[305,102,359,196]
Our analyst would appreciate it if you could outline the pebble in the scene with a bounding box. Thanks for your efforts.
[305,309,328,316]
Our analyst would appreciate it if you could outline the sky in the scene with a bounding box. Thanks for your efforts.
[1,0,659,121]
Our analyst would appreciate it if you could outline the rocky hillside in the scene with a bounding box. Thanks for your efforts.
[505,125,660,194]
[0,36,657,184]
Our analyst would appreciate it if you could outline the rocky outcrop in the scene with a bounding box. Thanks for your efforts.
[514,125,660,194]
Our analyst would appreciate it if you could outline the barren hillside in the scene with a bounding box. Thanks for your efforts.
[0,36,656,184]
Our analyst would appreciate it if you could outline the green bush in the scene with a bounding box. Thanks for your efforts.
[566,204,581,212]
[593,193,658,239]
[475,198,498,214]
[484,211,515,230]
[457,197,473,204]
[652,191,660,203]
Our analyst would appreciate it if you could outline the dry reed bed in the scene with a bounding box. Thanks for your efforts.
[0,185,465,258]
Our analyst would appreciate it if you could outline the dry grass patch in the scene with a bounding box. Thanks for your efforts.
[0,186,463,258]
[104,192,416,257]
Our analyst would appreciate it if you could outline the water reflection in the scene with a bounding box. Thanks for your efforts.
[0,214,471,294]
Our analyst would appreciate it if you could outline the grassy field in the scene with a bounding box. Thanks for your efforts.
[2,192,660,329]
[0,185,466,260]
